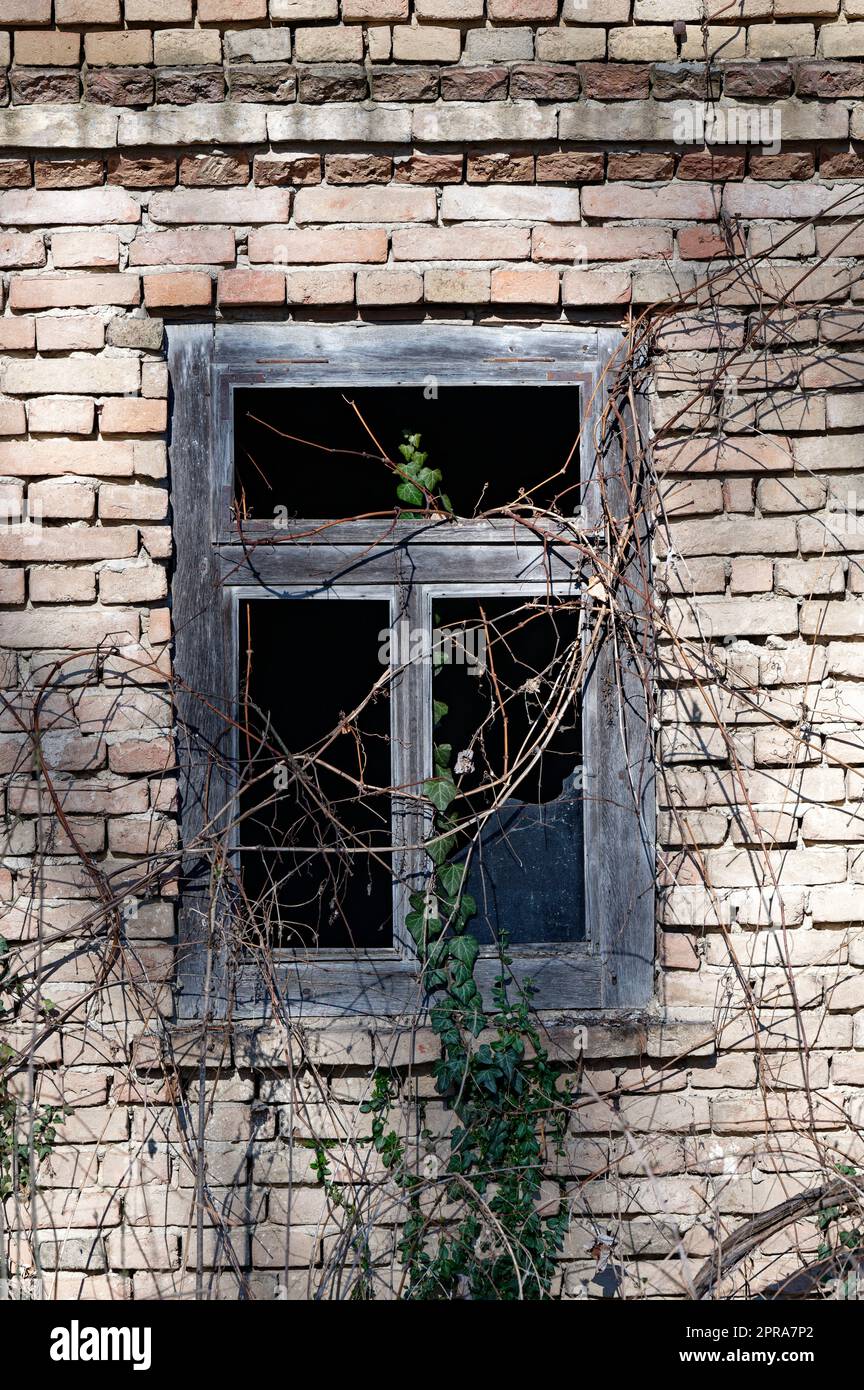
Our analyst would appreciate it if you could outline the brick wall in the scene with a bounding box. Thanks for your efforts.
[1,0,864,1300]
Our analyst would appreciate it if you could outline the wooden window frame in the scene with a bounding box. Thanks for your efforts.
[169,323,654,1021]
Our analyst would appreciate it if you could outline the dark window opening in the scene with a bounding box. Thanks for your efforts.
[233,385,582,522]
[433,598,585,948]
[237,598,394,950]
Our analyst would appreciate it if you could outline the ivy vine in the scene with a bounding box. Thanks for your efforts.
[356,437,574,1299]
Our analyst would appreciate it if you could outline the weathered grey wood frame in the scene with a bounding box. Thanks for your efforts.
[169,324,654,1021]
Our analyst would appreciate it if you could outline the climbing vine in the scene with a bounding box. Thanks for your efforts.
[0,937,66,1201]
[353,438,574,1300]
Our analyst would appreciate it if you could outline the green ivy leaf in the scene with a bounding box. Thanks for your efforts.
[423,777,457,813]
[438,862,466,897]
[397,481,424,507]
[448,935,479,970]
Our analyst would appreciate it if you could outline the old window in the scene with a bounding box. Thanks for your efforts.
[169,325,653,1020]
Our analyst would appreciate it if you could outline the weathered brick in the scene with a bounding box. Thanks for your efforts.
[441,184,580,221]
[0,0,52,20]
[414,102,555,142]
[27,397,95,435]
[15,31,80,66]
[108,155,177,189]
[150,188,290,226]
[491,267,560,303]
[3,357,140,394]
[218,270,286,306]
[0,188,139,227]
[423,267,491,303]
[440,66,509,101]
[100,400,168,436]
[130,229,236,267]
[85,30,154,67]
[179,154,249,188]
[294,186,436,223]
[85,66,155,107]
[355,269,422,305]
[34,160,103,191]
[393,225,530,259]
[35,317,105,351]
[142,272,213,309]
[9,275,140,310]
[284,269,354,304]
[563,268,631,303]
[253,154,321,186]
[248,226,386,264]
[52,231,120,269]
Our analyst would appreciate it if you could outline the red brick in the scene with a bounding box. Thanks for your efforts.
[0,441,135,476]
[821,147,864,179]
[100,400,169,436]
[108,738,174,775]
[107,155,177,190]
[179,154,250,188]
[582,183,719,220]
[325,154,392,184]
[676,152,746,181]
[247,227,387,264]
[532,225,672,261]
[142,273,212,310]
[467,152,535,184]
[217,270,286,307]
[536,151,605,183]
[608,152,676,181]
[0,161,32,190]
[9,275,140,310]
[490,268,560,304]
[797,62,864,97]
[392,226,530,260]
[130,229,236,268]
[294,187,436,224]
[749,152,815,180]
[33,161,102,191]
[394,153,463,184]
[253,154,321,187]
[678,226,732,260]
[724,62,793,98]
[578,63,650,99]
